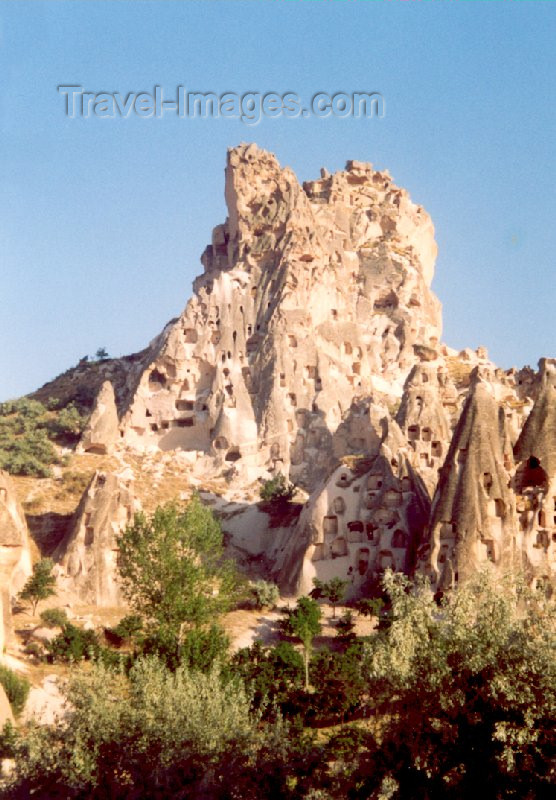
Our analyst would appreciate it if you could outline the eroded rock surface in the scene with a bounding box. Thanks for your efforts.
[53,471,138,606]
[77,380,119,455]
[0,471,32,650]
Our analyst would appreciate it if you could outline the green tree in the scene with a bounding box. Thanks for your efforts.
[95,347,109,361]
[353,570,556,799]
[312,576,348,618]
[117,495,239,654]
[283,597,322,690]
[18,559,56,615]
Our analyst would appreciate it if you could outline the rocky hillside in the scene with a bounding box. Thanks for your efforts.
[3,144,554,630]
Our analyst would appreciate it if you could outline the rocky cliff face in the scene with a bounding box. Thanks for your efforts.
[53,471,138,606]
[0,471,32,650]
[29,144,556,600]
[119,144,442,491]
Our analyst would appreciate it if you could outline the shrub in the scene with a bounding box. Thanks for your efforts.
[0,665,30,717]
[259,473,297,505]
[251,580,280,609]
[110,614,143,641]
[39,607,68,628]
[46,623,100,662]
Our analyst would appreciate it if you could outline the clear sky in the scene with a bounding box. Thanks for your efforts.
[1,0,555,401]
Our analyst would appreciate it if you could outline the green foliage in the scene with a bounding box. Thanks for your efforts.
[95,347,109,360]
[117,495,239,651]
[0,398,58,477]
[0,665,30,717]
[0,396,88,475]
[354,596,384,618]
[312,577,348,618]
[39,607,68,628]
[282,596,322,690]
[259,473,297,505]
[232,641,304,713]
[335,609,355,638]
[109,614,143,641]
[18,559,56,615]
[3,658,264,798]
[251,579,280,610]
[353,570,556,798]
[46,403,88,443]
[46,623,100,663]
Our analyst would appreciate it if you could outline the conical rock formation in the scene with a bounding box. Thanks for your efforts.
[53,471,138,606]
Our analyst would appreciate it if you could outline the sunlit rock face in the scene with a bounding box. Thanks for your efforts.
[31,145,555,599]
[119,144,442,491]
[0,471,32,651]
[77,381,120,455]
[53,471,138,607]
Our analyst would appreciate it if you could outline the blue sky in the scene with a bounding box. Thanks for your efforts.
[1,0,555,401]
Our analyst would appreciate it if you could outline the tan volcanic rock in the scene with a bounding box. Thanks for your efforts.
[77,380,120,455]
[279,448,431,599]
[0,471,32,651]
[53,471,138,606]
[395,363,454,495]
[119,144,442,491]
[512,359,556,589]
[415,369,517,590]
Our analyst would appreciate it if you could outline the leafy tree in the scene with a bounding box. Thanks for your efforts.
[46,623,100,663]
[117,495,239,650]
[312,576,348,618]
[352,570,556,799]
[282,597,322,690]
[354,596,384,618]
[335,609,355,639]
[95,347,109,361]
[259,473,297,505]
[18,559,56,615]
[1,658,268,798]
[232,641,304,713]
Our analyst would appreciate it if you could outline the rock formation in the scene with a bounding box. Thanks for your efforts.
[28,144,556,598]
[119,144,442,490]
[53,471,138,606]
[0,471,32,650]
[512,358,556,590]
[415,369,518,590]
[77,380,119,455]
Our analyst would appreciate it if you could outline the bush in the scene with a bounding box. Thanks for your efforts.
[46,623,100,663]
[259,473,297,505]
[251,580,280,609]
[39,607,68,628]
[0,665,30,717]
[109,614,143,641]
[0,398,57,477]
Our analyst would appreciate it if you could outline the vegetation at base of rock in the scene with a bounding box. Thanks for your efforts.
[259,473,297,505]
[312,577,348,618]
[116,495,240,667]
[0,665,30,718]
[0,397,89,476]
[39,607,68,628]
[251,579,280,609]
[3,571,555,798]
[281,596,322,690]
[18,558,57,615]
[46,623,101,663]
